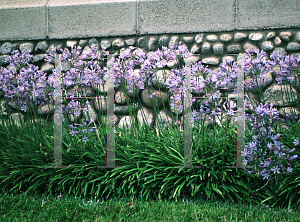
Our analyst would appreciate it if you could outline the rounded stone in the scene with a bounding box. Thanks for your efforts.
[102,115,118,126]
[234,33,248,42]
[168,36,180,49]
[261,41,274,52]
[166,60,179,69]
[101,40,112,49]
[0,99,10,115]
[295,32,300,43]
[286,42,300,51]
[2,113,25,128]
[20,43,34,53]
[212,43,224,55]
[115,91,127,105]
[112,38,125,49]
[45,44,63,54]
[33,54,45,63]
[267,32,276,39]
[148,37,158,51]
[155,110,173,131]
[219,34,232,42]
[121,73,142,98]
[118,116,136,130]
[202,57,219,65]
[6,64,19,73]
[244,43,258,52]
[244,71,273,94]
[274,37,281,46]
[158,36,169,48]
[152,69,173,90]
[141,88,168,109]
[182,36,194,44]
[227,44,241,53]
[201,42,210,54]
[222,56,235,64]
[37,103,54,116]
[190,44,200,54]
[132,48,146,60]
[277,106,299,119]
[62,61,71,72]
[262,84,299,107]
[125,38,136,46]
[66,40,78,48]
[41,63,55,73]
[88,38,99,48]
[82,103,99,123]
[146,51,155,59]
[114,103,139,115]
[0,55,9,66]
[183,55,201,65]
[0,43,13,55]
[82,46,91,56]
[170,92,184,115]
[120,47,129,57]
[79,40,88,47]
[9,100,38,113]
[279,31,292,42]
[195,34,204,44]
[272,47,287,59]
[206,35,218,42]
[248,33,264,41]
[138,37,146,48]
[93,97,107,112]
[137,107,154,128]
[35,41,48,52]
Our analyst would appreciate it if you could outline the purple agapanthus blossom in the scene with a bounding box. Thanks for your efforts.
[2,45,299,174]
[0,47,106,144]
[1,51,49,112]
[110,47,298,183]
[242,102,299,181]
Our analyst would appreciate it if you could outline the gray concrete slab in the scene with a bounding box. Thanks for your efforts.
[237,0,300,30]
[0,0,48,41]
[137,0,235,35]
[48,0,137,39]
[0,0,47,9]
[1,0,300,41]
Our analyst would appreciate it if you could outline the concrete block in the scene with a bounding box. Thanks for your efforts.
[138,0,235,35]
[48,0,137,39]
[237,0,300,30]
[0,0,48,41]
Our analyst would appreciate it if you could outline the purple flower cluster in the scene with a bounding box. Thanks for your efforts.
[239,49,300,181]
[0,45,110,143]
[113,45,299,183]
[242,102,299,181]
[111,42,239,128]
[69,117,97,143]
[43,44,110,142]
[0,44,299,183]
[243,49,273,91]
[189,56,241,126]
[0,50,49,112]
[5,49,34,68]
[44,44,109,100]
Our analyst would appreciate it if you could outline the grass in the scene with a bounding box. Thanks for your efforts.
[1,188,300,221]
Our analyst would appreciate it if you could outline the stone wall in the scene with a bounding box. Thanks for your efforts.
[1,28,300,133]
